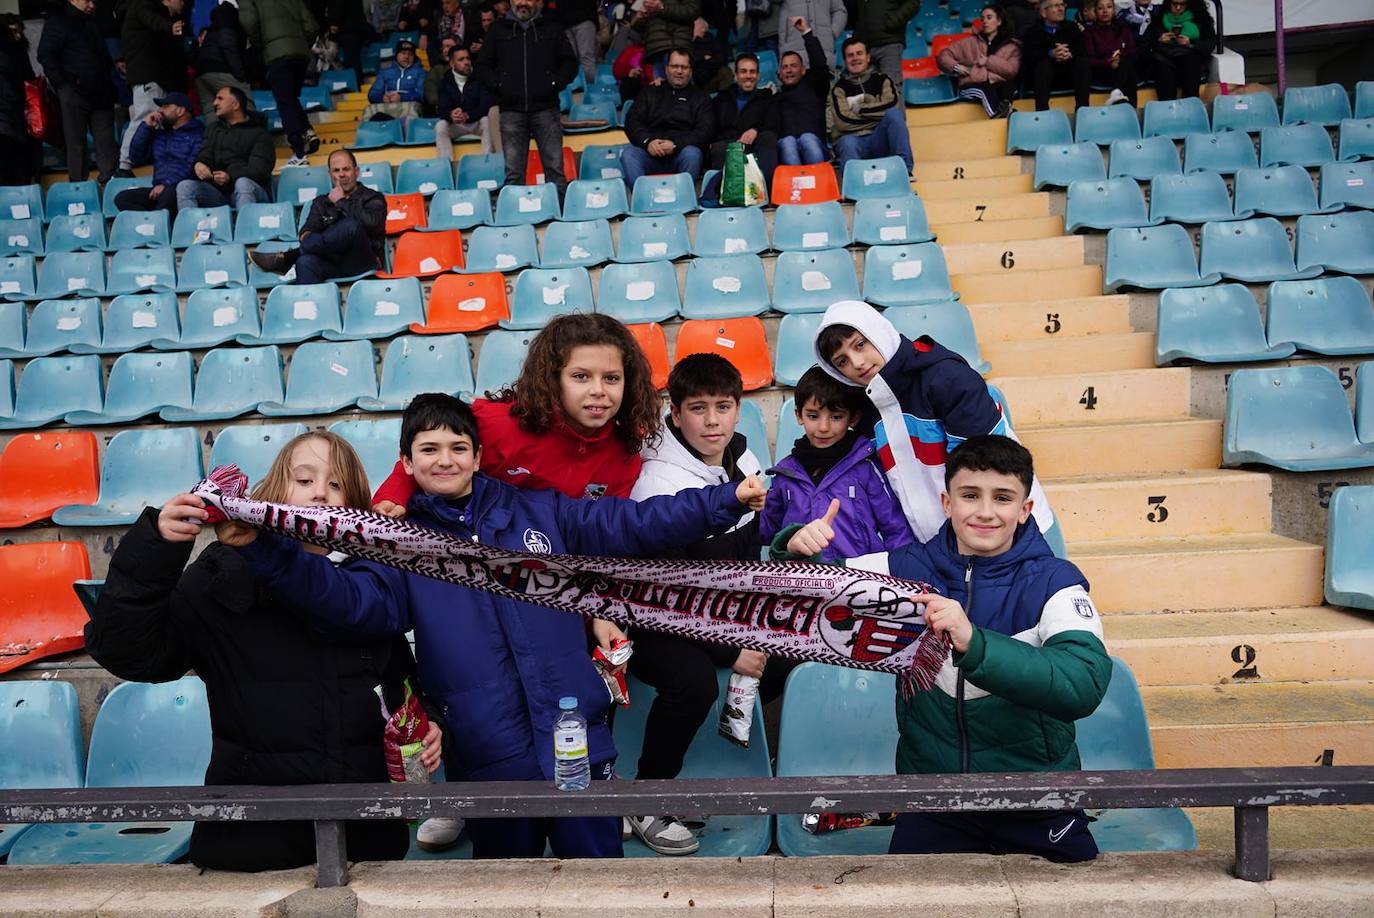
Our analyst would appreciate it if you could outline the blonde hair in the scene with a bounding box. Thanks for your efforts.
[249,431,372,509]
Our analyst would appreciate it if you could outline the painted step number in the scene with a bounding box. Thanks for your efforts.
[1079,386,1098,410]
[1146,496,1168,523]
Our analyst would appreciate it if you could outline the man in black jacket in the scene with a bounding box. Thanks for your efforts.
[708,53,778,190]
[176,86,274,211]
[435,44,500,157]
[1021,0,1091,111]
[250,149,386,284]
[37,0,119,182]
[775,18,830,165]
[475,0,578,195]
[621,47,714,190]
[118,0,188,176]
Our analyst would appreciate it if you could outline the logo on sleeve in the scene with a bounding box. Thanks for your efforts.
[583,483,607,500]
[523,528,552,553]
[1072,596,1096,619]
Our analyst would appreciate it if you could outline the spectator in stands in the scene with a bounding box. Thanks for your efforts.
[0,14,37,187]
[365,37,427,121]
[829,36,913,173]
[621,47,715,189]
[777,0,845,69]
[369,0,406,33]
[327,0,372,86]
[1082,0,1138,106]
[774,17,830,165]
[117,0,188,179]
[690,16,732,91]
[476,0,578,197]
[470,3,500,52]
[435,44,500,156]
[194,2,251,126]
[1002,0,1040,38]
[431,0,468,48]
[249,148,386,284]
[176,86,273,211]
[1146,0,1214,101]
[612,31,651,102]
[116,91,204,214]
[1021,0,1090,111]
[938,4,1020,119]
[86,431,440,872]
[1117,0,1156,40]
[849,0,917,89]
[239,0,321,167]
[708,52,778,188]
[397,0,438,41]
[641,0,700,78]
[423,35,460,115]
[38,0,120,183]
[557,0,600,87]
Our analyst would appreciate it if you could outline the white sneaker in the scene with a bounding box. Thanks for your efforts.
[622,816,633,840]
[416,816,465,852]
[1106,88,1129,106]
[284,154,311,168]
[629,815,700,855]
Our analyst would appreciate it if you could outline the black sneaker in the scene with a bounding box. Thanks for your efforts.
[993,100,1014,119]
[113,168,136,178]
[303,130,322,155]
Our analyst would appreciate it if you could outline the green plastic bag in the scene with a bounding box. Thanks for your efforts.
[720,141,748,207]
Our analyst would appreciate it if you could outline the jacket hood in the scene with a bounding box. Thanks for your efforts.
[209,2,241,28]
[927,516,1076,587]
[813,299,902,387]
[638,416,760,488]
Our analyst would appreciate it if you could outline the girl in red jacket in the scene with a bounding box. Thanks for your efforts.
[937,5,1023,119]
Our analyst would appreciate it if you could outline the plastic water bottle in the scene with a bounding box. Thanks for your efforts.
[553,696,591,791]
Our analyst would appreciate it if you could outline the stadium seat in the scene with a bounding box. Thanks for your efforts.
[1006,109,1072,153]
[1236,164,1330,218]
[682,254,771,319]
[862,241,958,307]
[770,164,841,205]
[0,254,35,300]
[841,155,911,199]
[884,302,990,373]
[523,147,577,186]
[1282,82,1352,126]
[0,354,103,429]
[416,272,511,332]
[693,206,769,256]
[0,184,42,222]
[177,243,248,291]
[234,202,297,244]
[380,229,465,277]
[561,179,628,222]
[252,89,276,111]
[0,680,85,855]
[1182,129,1259,174]
[259,339,378,416]
[505,266,595,329]
[37,250,105,299]
[1200,216,1314,283]
[168,286,261,349]
[1319,161,1374,210]
[106,246,176,295]
[45,180,100,221]
[1265,276,1374,356]
[0,542,90,676]
[0,300,18,354]
[1142,97,1209,139]
[1149,172,1234,224]
[455,152,504,190]
[625,322,669,391]
[1065,178,1152,232]
[396,157,456,196]
[299,82,332,112]
[595,261,680,324]
[7,677,211,865]
[614,213,691,263]
[1224,365,1374,470]
[1108,136,1182,180]
[614,669,773,858]
[578,144,629,181]
[24,297,104,358]
[426,188,493,231]
[100,176,151,217]
[253,282,343,344]
[171,205,232,246]
[53,427,205,526]
[72,291,178,354]
[0,216,43,256]
[161,345,284,421]
[359,333,475,411]
[45,213,106,253]
[852,194,935,246]
[673,318,771,390]
[1338,117,1374,162]
[328,417,401,487]
[630,173,698,216]
[1358,82,1374,120]
[1326,485,1374,611]
[384,192,428,234]
[773,312,823,386]
[566,101,619,131]
[1296,210,1374,275]
[1211,91,1280,133]
[473,328,535,394]
[67,350,195,425]
[108,209,170,249]
[357,162,395,195]
[400,117,440,146]
[1354,363,1373,442]
[902,75,956,105]
[1155,284,1293,364]
[0,433,100,528]
[1105,224,1219,292]
[493,183,561,227]
[209,422,308,486]
[1259,123,1335,167]
[735,398,769,467]
[275,166,331,206]
[329,276,425,340]
[1034,141,1106,190]
[772,248,861,314]
[773,201,850,252]
[775,395,803,454]
[459,224,538,272]
[539,219,614,268]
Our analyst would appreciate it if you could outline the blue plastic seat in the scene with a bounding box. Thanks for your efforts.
[1337,117,1374,162]
[7,677,211,865]
[1326,484,1374,610]
[359,333,475,411]
[251,89,277,111]
[1150,172,1233,224]
[171,205,232,246]
[1225,365,1374,470]
[1155,284,1293,364]
[772,248,860,314]
[1259,123,1335,168]
[108,209,170,249]
[682,254,770,319]
[773,312,823,386]
[426,188,493,231]
[45,181,100,221]
[1319,161,1374,210]
[396,157,456,196]
[1065,178,1152,232]
[67,350,195,425]
[594,260,680,324]
[73,291,179,353]
[162,345,283,421]
[577,144,629,181]
[773,201,850,252]
[851,194,935,246]
[0,217,43,256]
[629,173,697,215]
[539,219,614,268]
[1033,141,1106,190]
[8,297,102,356]
[1232,164,1327,218]
[45,213,106,253]
[1182,130,1258,174]
[735,398,769,467]
[1143,97,1209,139]
[107,246,176,295]
[353,118,403,149]
[0,254,35,300]
[401,117,440,146]
[474,329,535,394]
[356,161,394,194]
[178,243,248,291]
[1006,109,1072,153]
[614,213,690,263]
[862,242,958,307]
[0,300,18,354]
[0,681,85,857]
[460,224,539,273]
[884,302,990,373]
[841,156,911,199]
[0,184,42,223]
[52,428,205,525]
[1200,216,1315,283]
[328,276,424,340]
[1359,82,1374,120]
[902,75,956,105]
[566,101,619,131]
[1265,276,1374,356]
[1108,136,1182,180]
[168,286,261,349]
[328,417,401,486]
[208,422,307,485]
[1296,210,1374,275]
[493,183,561,225]
[234,201,297,244]
[455,153,504,191]
[252,282,343,344]
[1211,91,1280,133]
[692,206,768,256]
[505,267,595,329]
[300,83,331,111]
[561,179,627,222]
[1283,83,1352,126]
[259,339,377,416]
[36,251,105,299]
[275,165,331,207]
[1104,224,1219,292]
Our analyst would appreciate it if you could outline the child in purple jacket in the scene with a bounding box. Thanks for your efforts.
[760,367,913,560]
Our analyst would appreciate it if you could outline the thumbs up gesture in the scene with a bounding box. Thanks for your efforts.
[735,474,768,512]
[787,498,840,557]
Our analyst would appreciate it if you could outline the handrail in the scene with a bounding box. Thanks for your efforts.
[3,766,1373,887]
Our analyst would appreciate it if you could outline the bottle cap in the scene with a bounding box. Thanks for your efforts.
[559,696,577,710]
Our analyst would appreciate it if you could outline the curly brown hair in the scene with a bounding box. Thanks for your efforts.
[489,313,663,453]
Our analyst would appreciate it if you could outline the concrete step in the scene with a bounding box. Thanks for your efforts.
[930,215,1065,244]
[993,367,1192,426]
[982,331,1156,378]
[904,88,1161,130]
[1069,533,1325,614]
[954,264,1102,304]
[1044,469,1273,542]
[942,236,1085,275]
[922,193,1052,224]
[1108,606,1374,685]
[914,173,1033,200]
[1018,418,1224,478]
[1185,804,1374,852]
[1143,679,1374,768]
[914,156,1024,182]
[969,295,1135,342]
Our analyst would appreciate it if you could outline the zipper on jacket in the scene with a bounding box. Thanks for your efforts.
[955,557,973,773]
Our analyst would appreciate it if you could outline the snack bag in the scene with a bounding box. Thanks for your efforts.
[376,679,431,784]
[801,812,898,834]
[717,671,759,748]
[593,637,633,706]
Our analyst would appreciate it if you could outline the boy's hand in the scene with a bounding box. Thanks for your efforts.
[916,593,974,654]
[733,649,766,679]
[157,493,208,543]
[420,721,443,773]
[786,498,839,557]
[372,499,407,520]
[591,619,629,673]
[735,474,767,512]
[215,520,258,548]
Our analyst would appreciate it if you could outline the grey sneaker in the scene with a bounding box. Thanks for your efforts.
[629,815,700,855]
[416,816,465,852]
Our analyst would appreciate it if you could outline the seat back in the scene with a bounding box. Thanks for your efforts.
[1320,161,1374,210]
[1149,172,1234,224]
[275,166,331,206]
[884,302,990,373]
[1182,129,1258,174]
[1224,365,1366,468]
[384,192,429,234]
[87,292,176,354]
[615,213,690,263]
[171,205,233,246]
[772,201,850,251]
[209,422,309,486]
[45,181,100,221]
[1006,109,1072,153]
[1108,136,1182,180]
[3,354,103,427]
[0,433,100,528]
[86,677,212,788]
[474,328,536,394]
[37,250,105,298]
[1065,178,1150,233]
[71,351,194,423]
[178,243,248,290]
[397,157,456,196]
[862,241,957,307]
[234,202,297,244]
[357,161,395,194]
[494,183,561,225]
[522,147,576,186]
[259,282,344,343]
[108,209,170,250]
[455,152,504,190]
[852,194,935,246]
[1338,117,1374,162]
[0,300,20,354]
[506,266,595,329]
[461,224,538,272]
[337,276,425,338]
[1104,223,1213,291]
[107,246,176,295]
[23,297,102,356]
[175,286,261,348]
[401,117,440,146]
[694,207,769,256]
[174,345,285,417]
[1,216,44,256]
[577,144,629,181]
[354,119,404,149]
[539,219,614,269]
[772,248,860,315]
[1265,276,1374,355]
[841,156,910,199]
[1259,123,1335,167]
[773,313,823,386]
[0,681,85,791]
[365,333,475,410]
[329,418,402,488]
[1326,485,1374,611]
[0,184,43,222]
[1232,164,1320,218]
[770,164,840,205]
[418,272,511,333]
[625,321,669,391]
[1210,91,1279,133]
[381,229,466,277]
[52,428,204,525]
[561,180,628,222]
[1296,210,1374,275]
[1155,284,1286,364]
[1034,141,1106,189]
[0,542,92,674]
[1282,82,1353,126]
[682,254,771,319]
[266,339,377,413]
[902,75,956,105]
[45,214,105,253]
[1142,97,1210,139]
[1198,216,1302,283]
[673,317,771,389]
[427,189,493,231]
[0,254,35,300]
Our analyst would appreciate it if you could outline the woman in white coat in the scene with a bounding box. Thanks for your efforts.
[777,0,847,69]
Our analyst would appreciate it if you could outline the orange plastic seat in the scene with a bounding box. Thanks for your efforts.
[413,272,511,334]
[770,164,841,205]
[384,193,428,235]
[524,147,578,186]
[0,433,101,528]
[0,541,92,674]
[902,56,941,80]
[379,229,465,278]
[673,317,772,390]
[626,322,670,391]
[929,34,972,59]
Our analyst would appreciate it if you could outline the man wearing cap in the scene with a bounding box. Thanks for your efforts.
[365,38,427,121]
[116,91,205,214]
